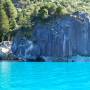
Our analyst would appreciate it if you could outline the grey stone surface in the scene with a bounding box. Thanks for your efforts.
[11,12,90,61]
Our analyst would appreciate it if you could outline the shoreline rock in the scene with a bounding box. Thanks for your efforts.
[11,12,90,62]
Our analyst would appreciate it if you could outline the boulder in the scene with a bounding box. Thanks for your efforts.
[0,41,12,60]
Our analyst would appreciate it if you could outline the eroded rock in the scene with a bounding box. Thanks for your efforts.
[11,12,90,61]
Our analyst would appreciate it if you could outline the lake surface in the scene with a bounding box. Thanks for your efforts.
[0,62,90,90]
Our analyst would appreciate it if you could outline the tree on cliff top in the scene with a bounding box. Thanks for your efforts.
[0,5,10,41]
[0,0,17,41]
[4,0,17,30]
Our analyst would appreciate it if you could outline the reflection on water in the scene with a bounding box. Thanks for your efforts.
[0,62,90,90]
[0,62,11,89]
[1,62,10,74]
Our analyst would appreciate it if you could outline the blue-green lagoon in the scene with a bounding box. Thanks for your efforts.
[0,62,90,90]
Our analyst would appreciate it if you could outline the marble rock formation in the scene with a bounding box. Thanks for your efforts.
[11,12,90,61]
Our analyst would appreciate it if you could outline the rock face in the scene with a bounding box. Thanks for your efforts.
[11,12,90,61]
[12,33,40,60]
[0,41,12,59]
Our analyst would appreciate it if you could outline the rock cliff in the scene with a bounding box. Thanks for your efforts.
[11,12,90,61]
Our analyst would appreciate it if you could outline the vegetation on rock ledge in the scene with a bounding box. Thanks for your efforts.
[0,0,90,42]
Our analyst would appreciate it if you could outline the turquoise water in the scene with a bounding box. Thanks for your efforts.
[0,62,90,90]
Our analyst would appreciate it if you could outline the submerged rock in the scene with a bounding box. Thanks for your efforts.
[12,12,90,62]
[68,55,90,62]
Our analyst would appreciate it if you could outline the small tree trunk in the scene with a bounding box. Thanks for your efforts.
[11,36,13,41]
[2,35,4,42]
[8,34,11,41]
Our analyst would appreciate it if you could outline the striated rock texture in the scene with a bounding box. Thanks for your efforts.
[11,12,90,61]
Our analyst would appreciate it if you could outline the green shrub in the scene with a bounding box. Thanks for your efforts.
[45,2,57,15]
[39,7,49,20]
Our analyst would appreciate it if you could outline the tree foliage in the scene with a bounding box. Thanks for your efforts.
[0,0,90,41]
